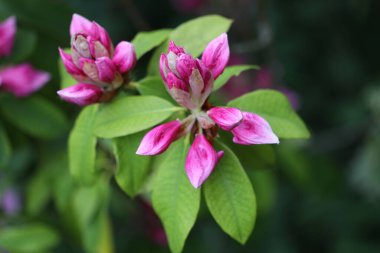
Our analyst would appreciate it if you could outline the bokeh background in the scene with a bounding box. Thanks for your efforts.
[1,0,380,252]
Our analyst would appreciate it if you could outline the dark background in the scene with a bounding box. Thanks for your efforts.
[1,0,380,252]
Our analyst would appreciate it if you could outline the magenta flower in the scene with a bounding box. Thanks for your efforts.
[0,16,16,58]
[137,34,279,188]
[1,188,21,216]
[58,14,136,105]
[0,63,50,97]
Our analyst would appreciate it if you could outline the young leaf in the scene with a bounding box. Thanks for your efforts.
[114,131,152,197]
[136,76,174,103]
[152,138,200,253]
[69,105,99,185]
[213,65,259,91]
[0,95,68,139]
[132,29,171,59]
[203,140,256,244]
[228,89,310,138]
[0,224,60,253]
[148,15,232,75]
[0,122,11,169]
[94,96,182,138]
[58,48,77,89]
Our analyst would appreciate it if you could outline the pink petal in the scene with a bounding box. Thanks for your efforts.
[166,72,188,92]
[168,41,185,55]
[0,16,16,57]
[59,48,85,76]
[207,107,243,131]
[70,14,93,37]
[90,21,113,53]
[185,134,221,188]
[95,57,116,83]
[57,83,103,106]
[231,112,279,145]
[112,41,136,74]
[201,33,230,79]
[176,53,196,82]
[159,54,169,83]
[136,120,182,155]
[0,64,50,97]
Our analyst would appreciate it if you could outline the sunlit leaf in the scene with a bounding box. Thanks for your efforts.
[132,29,171,59]
[213,65,259,91]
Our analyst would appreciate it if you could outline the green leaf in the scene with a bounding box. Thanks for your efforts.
[0,28,37,64]
[114,131,152,197]
[58,48,77,89]
[94,96,182,138]
[228,89,310,138]
[0,121,11,169]
[148,15,232,75]
[26,168,51,216]
[132,29,171,59]
[152,138,200,253]
[0,224,60,253]
[0,95,68,139]
[213,65,260,91]
[136,76,174,103]
[69,105,99,185]
[203,140,256,244]
[170,15,232,57]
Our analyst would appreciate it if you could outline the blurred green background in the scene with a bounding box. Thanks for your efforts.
[1,0,380,252]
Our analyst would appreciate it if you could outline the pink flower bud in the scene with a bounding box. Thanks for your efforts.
[231,112,279,145]
[185,134,223,188]
[57,83,103,106]
[0,16,16,57]
[95,57,116,83]
[207,107,243,131]
[136,120,182,156]
[79,58,100,83]
[112,41,136,74]
[0,64,50,97]
[201,33,230,79]
[176,54,196,82]
[159,54,169,83]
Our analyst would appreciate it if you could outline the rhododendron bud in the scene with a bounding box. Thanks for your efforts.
[57,83,103,106]
[112,41,136,74]
[231,112,279,145]
[0,16,16,57]
[201,33,230,79]
[185,134,223,188]
[59,14,136,92]
[207,107,243,131]
[159,41,215,110]
[0,64,50,97]
[136,120,182,156]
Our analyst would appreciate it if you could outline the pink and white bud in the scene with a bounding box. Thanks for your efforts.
[0,16,16,57]
[60,14,134,91]
[159,54,169,83]
[57,83,103,106]
[176,54,197,82]
[112,41,136,74]
[136,120,182,156]
[0,64,50,97]
[196,112,215,129]
[207,107,243,131]
[201,33,229,79]
[185,134,223,188]
[231,112,279,145]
